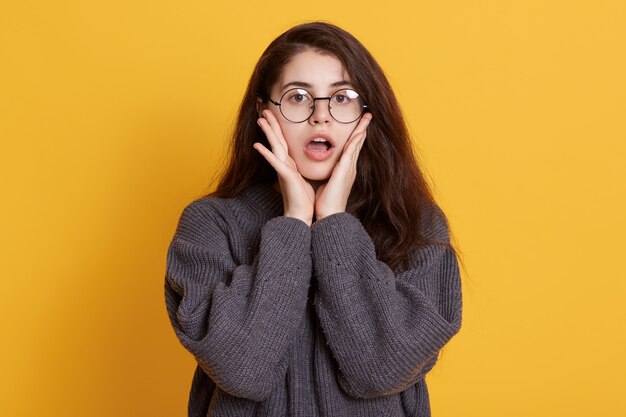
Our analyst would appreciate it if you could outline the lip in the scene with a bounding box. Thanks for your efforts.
[303,132,335,161]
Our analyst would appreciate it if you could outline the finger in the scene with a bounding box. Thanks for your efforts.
[258,119,290,162]
[347,114,371,160]
[349,112,372,138]
[341,129,367,167]
[352,133,366,169]
[253,142,292,176]
[352,131,367,160]
[257,117,288,161]
[340,113,371,155]
[261,110,290,154]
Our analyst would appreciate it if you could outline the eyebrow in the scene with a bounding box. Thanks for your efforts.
[281,80,352,91]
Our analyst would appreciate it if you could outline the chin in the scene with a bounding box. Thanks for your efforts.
[303,174,330,183]
[301,168,331,182]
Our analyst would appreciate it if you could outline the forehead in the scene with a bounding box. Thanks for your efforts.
[275,49,349,92]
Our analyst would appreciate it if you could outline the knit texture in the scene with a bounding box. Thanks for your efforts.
[164,182,462,416]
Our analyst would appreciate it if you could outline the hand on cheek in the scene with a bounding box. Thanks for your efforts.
[314,113,372,222]
[253,110,315,226]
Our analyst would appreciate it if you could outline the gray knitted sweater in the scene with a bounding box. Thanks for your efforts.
[164,182,462,416]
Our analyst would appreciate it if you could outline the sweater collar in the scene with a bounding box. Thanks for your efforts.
[240,182,284,218]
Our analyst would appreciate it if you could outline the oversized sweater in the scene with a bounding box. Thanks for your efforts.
[164,182,463,417]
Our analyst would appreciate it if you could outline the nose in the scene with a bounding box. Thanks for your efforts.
[308,98,332,125]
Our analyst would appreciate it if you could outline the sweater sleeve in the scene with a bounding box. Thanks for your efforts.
[310,209,462,398]
[164,200,312,402]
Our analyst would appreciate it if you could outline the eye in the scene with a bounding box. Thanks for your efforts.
[286,89,311,104]
[331,89,359,105]
[332,94,348,104]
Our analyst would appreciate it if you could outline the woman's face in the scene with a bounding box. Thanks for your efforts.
[262,49,362,184]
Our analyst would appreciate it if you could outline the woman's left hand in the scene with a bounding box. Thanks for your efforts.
[314,113,372,222]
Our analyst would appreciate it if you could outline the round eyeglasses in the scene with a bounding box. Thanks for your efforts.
[268,88,368,124]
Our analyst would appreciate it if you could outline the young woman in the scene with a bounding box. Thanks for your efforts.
[165,21,463,417]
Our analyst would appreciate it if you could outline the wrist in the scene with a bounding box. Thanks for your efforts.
[284,212,312,227]
[315,209,344,223]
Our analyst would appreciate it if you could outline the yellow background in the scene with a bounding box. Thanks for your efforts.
[1,0,625,416]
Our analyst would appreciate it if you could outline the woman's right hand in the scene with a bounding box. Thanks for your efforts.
[254,110,315,226]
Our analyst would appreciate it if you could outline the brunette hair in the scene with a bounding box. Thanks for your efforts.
[207,21,459,271]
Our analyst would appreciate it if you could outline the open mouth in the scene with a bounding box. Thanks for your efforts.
[306,137,332,152]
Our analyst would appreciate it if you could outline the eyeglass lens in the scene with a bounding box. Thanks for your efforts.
[279,88,364,123]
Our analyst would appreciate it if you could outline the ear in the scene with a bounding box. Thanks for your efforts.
[256,97,266,117]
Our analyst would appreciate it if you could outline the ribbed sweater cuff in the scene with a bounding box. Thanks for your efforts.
[311,212,373,274]
[259,216,312,276]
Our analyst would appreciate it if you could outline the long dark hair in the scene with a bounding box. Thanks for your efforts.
[207,21,459,272]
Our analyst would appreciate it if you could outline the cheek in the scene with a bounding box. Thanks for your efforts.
[267,106,281,120]
[276,122,301,150]
[337,125,358,148]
